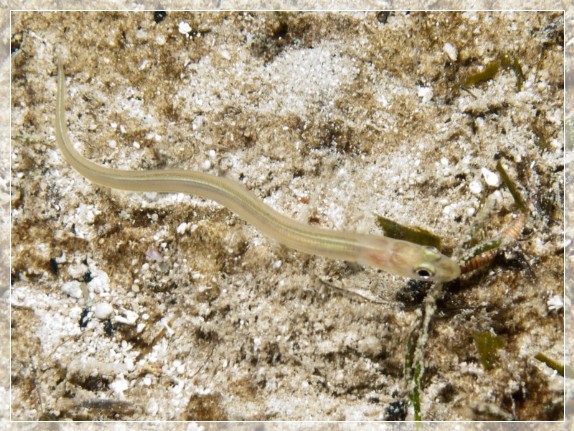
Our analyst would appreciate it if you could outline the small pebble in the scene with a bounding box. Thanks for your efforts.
[154,10,167,24]
[220,49,231,60]
[88,269,111,293]
[469,180,483,195]
[417,86,433,103]
[115,308,139,326]
[481,168,500,187]
[178,21,191,35]
[124,357,135,372]
[94,302,114,320]
[110,375,129,396]
[357,336,384,357]
[547,295,563,312]
[443,42,458,62]
[61,280,83,299]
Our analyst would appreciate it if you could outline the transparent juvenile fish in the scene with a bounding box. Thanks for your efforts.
[55,61,460,282]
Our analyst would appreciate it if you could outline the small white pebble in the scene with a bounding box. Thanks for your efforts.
[192,116,204,131]
[61,280,83,299]
[115,308,139,325]
[442,203,457,216]
[108,140,117,149]
[220,49,231,60]
[469,180,483,195]
[417,86,433,103]
[162,319,174,336]
[443,42,458,62]
[110,375,129,396]
[93,302,114,320]
[176,222,188,234]
[547,295,563,312]
[133,141,140,149]
[124,357,135,372]
[357,336,383,357]
[145,246,163,262]
[481,168,500,187]
[67,263,88,279]
[273,260,283,269]
[178,21,192,35]
[88,269,111,293]
[202,159,212,170]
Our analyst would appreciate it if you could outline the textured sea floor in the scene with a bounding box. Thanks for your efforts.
[8,8,566,423]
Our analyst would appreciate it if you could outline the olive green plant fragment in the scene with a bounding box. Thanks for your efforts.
[409,362,422,421]
[535,352,564,376]
[474,331,505,370]
[500,52,524,91]
[463,60,500,87]
[466,239,502,260]
[496,160,528,213]
[404,330,417,373]
[532,126,550,151]
[463,53,523,90]
[404,330,422,421]
[375,215,441,249]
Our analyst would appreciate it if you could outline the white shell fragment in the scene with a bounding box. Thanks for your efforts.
[481,168,501,187]
[469,180,483,195]
[178,21,192,35]
[61,280,83,299]
[443,42,458,62]
[115,308,139,325]
[110,374,129,396]
[547,295,563,312]
[93,302,114,320]
[417,86,433,103]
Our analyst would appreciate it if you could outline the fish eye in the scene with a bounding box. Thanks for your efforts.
[414,265,435,280]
